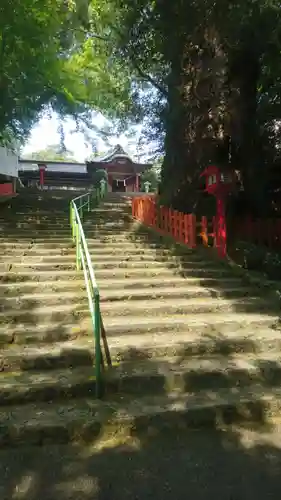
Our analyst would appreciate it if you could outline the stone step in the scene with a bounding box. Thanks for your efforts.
[0,241,74,250]
[1,315,279,369]
[1,385,281,447]
[95,267,234,279]
[1,249,75,258]
[99,296,278,318]
[5,262,76,272]
[0,266,183,280]
[0,220,69,226]
[106,352,281,395]
[103,312,278,335]
[6,354,281,405]
[0,321,280,358]
[99,285,260,301]
[0,285,261,308]
[0,366,97,405]
[0,225,136,234]
[90,234,161,241]
[0,275,248,301]
[0,321,92,346]
[95,259,226,270]
[0,296,262,324]
[2,304,276,333]
[5,294,269,322]
[3,352,281,407]
[90,250,185,260]
[6,259,224,272]
[2,254,75,264]
[0,239,169,250]
[0,230,73,237]
[98,276,247,290]
[0,280,87,295]
[1,290,88,307]
[0,218,70,225]
[0,225,131,234]
[0,237,71,245]
[1,269,83,283]
[0,303,88,324]
[0,211,69,216]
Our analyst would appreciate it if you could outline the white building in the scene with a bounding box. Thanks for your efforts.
[0,146,18,200]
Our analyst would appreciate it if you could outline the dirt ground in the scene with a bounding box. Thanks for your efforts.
[1,424,281,500]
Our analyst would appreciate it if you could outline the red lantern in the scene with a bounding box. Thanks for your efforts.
[200,166,235,258]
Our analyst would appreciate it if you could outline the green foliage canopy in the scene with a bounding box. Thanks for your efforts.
[0,0,136,146]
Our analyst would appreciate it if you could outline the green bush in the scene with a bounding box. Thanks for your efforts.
[241,243,266,271]
[264,252,281,280]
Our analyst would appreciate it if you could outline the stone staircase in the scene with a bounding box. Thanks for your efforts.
[1,191,281,447]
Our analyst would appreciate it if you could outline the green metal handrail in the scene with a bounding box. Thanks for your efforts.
[70,186,106,398]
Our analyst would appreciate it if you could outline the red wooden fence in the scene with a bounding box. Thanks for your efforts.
[132,196,215,249]
[132,197,281,253]
[235,216,281,249]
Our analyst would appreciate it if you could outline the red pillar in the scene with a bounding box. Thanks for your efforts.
[135,174,140,192]
[38,164,46,188]
[216,196,227,258]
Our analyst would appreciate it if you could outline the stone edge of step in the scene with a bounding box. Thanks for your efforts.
[2,351,281,402]
[1,329,281,371]
[0,385,280,447]
[226,254,281,304]
[0,298,279,319]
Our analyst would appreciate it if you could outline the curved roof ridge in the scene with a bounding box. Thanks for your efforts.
[96,144,132,163]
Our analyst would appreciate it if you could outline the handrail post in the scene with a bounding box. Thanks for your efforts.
[70,201,72,232]
[70,191,107,399]
[72,215,76,243]
[94,290,102,398]
[79,197,83,222]
[76,223,81,270]
[70,202,74,240]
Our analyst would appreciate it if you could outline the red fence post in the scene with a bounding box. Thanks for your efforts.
[189,214,196,248]
[179,212,184,243]
[172,210,176,238]
[168,209,171,236]
[212,216,216,248]
[201,216,208,246]
[131,196,199,249]
[184,214,189,245]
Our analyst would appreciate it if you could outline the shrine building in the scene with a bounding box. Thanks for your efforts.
[86,145,151,193]
[18,145,151,192]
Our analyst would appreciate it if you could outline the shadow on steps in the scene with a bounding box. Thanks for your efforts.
[1,403,281,499]
[127,224,281,318]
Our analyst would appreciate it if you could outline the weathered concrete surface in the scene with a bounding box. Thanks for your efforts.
[1,191,281,449]
[1,425,281,499]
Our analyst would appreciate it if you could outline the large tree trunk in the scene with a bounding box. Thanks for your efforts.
[229,48,268,215]
[161,26,229,213]
[240,51,264,208]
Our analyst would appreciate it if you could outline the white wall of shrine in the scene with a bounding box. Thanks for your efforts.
[18,160,86,174]
[0,147,18,178]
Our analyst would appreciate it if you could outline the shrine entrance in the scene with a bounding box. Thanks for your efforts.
[112,179,126,192]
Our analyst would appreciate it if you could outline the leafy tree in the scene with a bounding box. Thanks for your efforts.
[89,168,108,186]
[104,0,281,213]
[23,144,77,162]
[140,167,159,192]
[5,0,281,216]
[0,0,136,147]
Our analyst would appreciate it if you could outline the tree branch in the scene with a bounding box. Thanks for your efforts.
[89,30,168,97]
[130,58,168,97]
